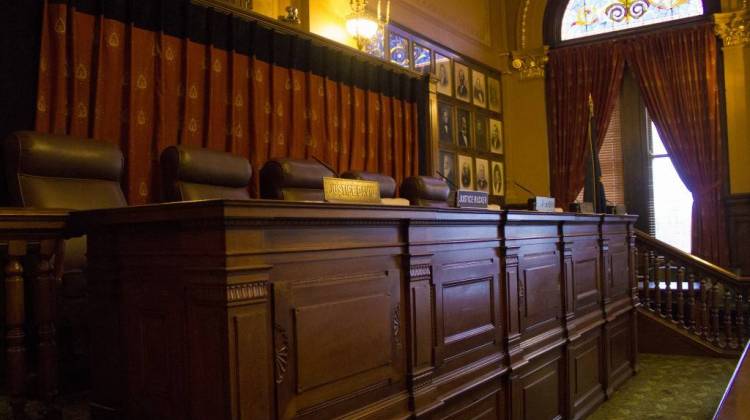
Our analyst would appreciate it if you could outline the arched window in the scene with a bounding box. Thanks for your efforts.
[560,0,704,41]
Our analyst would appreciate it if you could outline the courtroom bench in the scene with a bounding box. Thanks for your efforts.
[68,199,637,420]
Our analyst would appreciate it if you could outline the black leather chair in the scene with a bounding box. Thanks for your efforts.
[400,176,451,208]
[260,158,334,201]
[160,145,252,201]
[4,130,128,386]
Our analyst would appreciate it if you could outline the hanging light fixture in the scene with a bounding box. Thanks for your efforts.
[346,0,389,51]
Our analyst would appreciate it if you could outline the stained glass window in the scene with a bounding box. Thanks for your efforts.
[389,33,410,68]
[365,27,385,59]
[561,0,704,41]
[413,43,432,74]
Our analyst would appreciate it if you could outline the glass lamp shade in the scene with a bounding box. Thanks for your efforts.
[346,15,379,40]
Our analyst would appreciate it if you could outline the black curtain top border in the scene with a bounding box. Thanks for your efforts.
[49,0,421,102]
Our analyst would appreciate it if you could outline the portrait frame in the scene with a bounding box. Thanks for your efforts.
[454,62,471,103]
[488,77,502,113]
[435,53,453,96]
[489,118,503,155]
[456,108,472,149]
[437,101,454,145]
[491,161,505,196]
[438,150,457,187]
[458,154,474,190]
[474,113,488,152]
[471,69,487,108]
[475,158,490,193]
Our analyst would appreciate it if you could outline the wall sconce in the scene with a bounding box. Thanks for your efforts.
[346,0,390,50]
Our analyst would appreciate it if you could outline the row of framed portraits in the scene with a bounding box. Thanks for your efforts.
[436,55,501,113]
[438,101,503,154]
[440,151,504,196]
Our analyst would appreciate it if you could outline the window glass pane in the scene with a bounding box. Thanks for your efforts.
[365,26,385,59]
[561,0,704,41]
[652,156,692,253]
[389,33,410,68]
[413,43,431,74]
[651,122,667,155]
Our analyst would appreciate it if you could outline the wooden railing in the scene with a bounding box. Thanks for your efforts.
[635,230,750,353]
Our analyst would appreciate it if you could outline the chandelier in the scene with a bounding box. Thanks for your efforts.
[346,0,390,50]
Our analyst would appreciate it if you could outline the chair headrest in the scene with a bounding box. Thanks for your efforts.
[160,146,252,188]
[5,131,124,181]
[260,158,334,199]
[339,171,397,198]
[400,176,451,207]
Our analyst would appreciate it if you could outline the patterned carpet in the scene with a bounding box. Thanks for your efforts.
[0,354,737,419]
[589,353,737,420]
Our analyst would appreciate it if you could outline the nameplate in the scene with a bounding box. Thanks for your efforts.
[455,191,489,208]
[323,177,381,204]
[528,196,556,212]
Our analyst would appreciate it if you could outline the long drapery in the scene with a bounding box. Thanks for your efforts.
[35,1,420,204]
[546,23,728,266]
[624,24,727,266]
[546,41,625,207]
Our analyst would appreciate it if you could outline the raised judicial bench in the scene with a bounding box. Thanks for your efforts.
[69,200,638,420]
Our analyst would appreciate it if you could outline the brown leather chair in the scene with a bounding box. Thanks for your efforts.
[339,170,397,198]
[260,158,334,201]
[400,176,451,208]
[4,131,127,386]
[160,145,252,201]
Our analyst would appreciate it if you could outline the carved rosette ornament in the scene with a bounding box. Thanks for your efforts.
[508,47,549,80]
[714,8,750,47]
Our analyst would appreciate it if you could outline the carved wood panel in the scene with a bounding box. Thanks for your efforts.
[567,329,605,419]
[272,256,403,418]
[511,348,564,420]
[517,243,562,336]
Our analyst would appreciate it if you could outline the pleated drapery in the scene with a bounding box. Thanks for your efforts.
[546,23,728,266]
[35,0,421,204]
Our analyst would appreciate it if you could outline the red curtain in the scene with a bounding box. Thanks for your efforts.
[34,1,420,204]
[623,24,728,266]
[546,42,625,207]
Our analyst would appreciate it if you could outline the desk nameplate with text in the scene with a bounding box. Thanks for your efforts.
[455,191,489,208]
[323,177,381,204]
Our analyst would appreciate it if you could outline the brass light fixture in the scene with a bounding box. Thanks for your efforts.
[346,0,390,50]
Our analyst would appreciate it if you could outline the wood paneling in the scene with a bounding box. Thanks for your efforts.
[727,194,750,275]
[72,201,638,419]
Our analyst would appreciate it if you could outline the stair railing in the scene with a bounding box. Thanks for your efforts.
[635,230,750,352]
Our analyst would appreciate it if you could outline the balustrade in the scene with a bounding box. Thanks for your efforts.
[635,230,750,353]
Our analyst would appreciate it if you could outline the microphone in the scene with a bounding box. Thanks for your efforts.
[435,171,459,190]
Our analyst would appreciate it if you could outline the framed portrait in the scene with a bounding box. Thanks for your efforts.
[413,43,432,75]
[456,108,472,149]
[472,70,487,108]
[458,154,474,190]
[438,150,456,186]
[435,53,453,96]
[474,114,488,152]
[489,118,503,154]
[454,62,471,103]
[438,101,454,145]
[475,158,489,193]
[488,77,501,113]
[491,161,504,196]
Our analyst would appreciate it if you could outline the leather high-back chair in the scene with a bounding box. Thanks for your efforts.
[4,131,128,386]
[400,176,451,207]
[160,146,252,201]
[260,158,334,201]
[339,170,397,198]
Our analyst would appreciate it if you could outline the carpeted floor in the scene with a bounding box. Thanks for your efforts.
[589,353,737,420]
[0,353,737,419]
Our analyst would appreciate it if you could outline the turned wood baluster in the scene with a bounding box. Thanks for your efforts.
[701,279,711,338]
[36,239,58,409]
[726,291,738,349]
[688,273,697,332]
[641,248,650,308]
[676,267,685,326]
[5,240,28,420]
[655,256,663,315]
[711,282,721,344]
[665,260,673,320]
[736,294,745,348]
